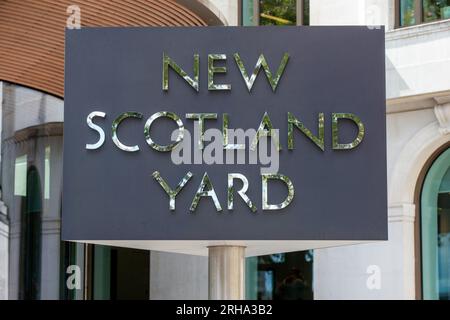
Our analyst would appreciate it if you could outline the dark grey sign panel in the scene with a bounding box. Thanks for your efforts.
[63,27,387,241]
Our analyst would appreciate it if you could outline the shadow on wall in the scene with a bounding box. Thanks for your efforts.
[385,56,410,99]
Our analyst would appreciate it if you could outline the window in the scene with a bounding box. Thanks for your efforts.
[423,0,450,22]
[421,147,450,300]
[85,245,150,300]
[1,83,65,299]
[399,0,417,26]
[241,0,309,26]
[246,251,313,300]
[60,242,85,300]
[260,0,296,25]
[397,0,450,27]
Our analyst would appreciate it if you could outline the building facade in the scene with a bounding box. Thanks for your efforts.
[0,0,449,300]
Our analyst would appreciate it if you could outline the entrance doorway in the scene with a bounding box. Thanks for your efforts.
[61,244,150,300]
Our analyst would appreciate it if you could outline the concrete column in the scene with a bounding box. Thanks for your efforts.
[150,251,208,300]
[208,246,245,300]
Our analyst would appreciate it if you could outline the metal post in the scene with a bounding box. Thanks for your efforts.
[208,246,245,300]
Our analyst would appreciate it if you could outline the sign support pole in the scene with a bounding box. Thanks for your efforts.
[208,246,245,300]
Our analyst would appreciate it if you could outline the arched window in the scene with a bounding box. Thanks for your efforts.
[421,147,450,300]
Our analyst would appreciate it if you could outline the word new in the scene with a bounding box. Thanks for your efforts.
[163,52,289,92]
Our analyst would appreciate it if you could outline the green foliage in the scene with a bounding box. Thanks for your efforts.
[260,0,296,25]
[423,0,450,22]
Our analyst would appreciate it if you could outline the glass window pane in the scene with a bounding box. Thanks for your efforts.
[438,168,450,300]
[14,154,27,196]
[303,0,310,26]
[21,166,42,300]
[260,0,296,26]
[400,0,417,26]
[423,0,450,22]
[246,250,313,300]
[242,0,257,26]
[88,245,150,300]
[93,245,111,300]
[421,148,450,300]
[60,241,84,300]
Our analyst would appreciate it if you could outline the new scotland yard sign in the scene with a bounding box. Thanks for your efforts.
[63,27,387,241]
